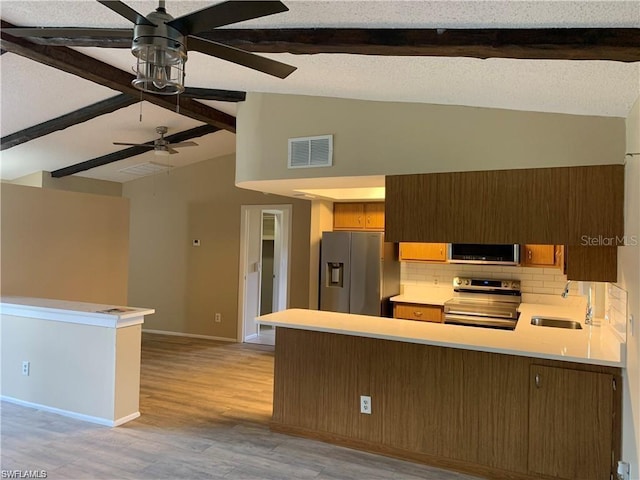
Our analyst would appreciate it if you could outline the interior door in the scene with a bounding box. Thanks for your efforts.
[243,208,262,340]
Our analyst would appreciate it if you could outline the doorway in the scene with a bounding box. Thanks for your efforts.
[238,205,292,345]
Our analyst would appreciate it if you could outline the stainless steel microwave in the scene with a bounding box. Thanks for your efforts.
[448,244,520,265]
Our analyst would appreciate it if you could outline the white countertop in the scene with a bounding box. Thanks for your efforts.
[0,296,155,328]
[259,304,625,368]
[390,289,453,306]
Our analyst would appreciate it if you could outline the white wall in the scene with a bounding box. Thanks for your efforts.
[236,93,625,184]
[620,94,640,478]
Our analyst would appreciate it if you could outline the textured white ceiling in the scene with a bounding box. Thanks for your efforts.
[0,1,639,184]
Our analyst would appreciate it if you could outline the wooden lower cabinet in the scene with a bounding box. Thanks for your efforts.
[528,365,615,480]
[393,303,443,322]
[272,328,621,480]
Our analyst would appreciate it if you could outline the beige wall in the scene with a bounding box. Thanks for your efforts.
[42,172,123,197]
[0,183,129,305]
[10,171,44,187]
[114,325,142,420]
[308,200,334,309]
[9,171,123,196]
[122,153,311,339]
[1,314,141,424]
[621,94,640,477]
[236,93,625,184]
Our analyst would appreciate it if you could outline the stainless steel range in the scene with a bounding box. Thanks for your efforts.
[443,277,521,330]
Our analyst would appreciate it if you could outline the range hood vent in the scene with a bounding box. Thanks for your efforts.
[288,135,333,169]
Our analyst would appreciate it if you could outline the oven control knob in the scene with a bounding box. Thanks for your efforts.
[502,281,508,288]
[464,280,470,285]
[454,278,461,285]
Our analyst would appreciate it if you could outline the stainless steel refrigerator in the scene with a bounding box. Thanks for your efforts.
[320,231,400,317]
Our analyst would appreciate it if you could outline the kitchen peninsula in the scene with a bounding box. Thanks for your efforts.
[259,305,624,480]
[0,297,155,427]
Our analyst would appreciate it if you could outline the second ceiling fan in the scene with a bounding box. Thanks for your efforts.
[114,126,198,156]
[5,0,297,95]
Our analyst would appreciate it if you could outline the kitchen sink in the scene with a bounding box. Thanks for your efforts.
[530,316,582,329]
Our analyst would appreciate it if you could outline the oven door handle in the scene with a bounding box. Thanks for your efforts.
[445,309,515,319]
[444,313,517,329]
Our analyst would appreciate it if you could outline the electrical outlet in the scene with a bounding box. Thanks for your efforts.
[193,239,200,247]
[215,313,221,323]
[22,361,30,376]
[360,395,372,414]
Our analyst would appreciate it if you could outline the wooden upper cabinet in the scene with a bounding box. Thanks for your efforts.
[333,202,384,231]
[522,245,556,267]
[364,202,385,230]
[384,165,623,281]
[385,165,624,245]
[399,243,447,262]
[333,203,364,230]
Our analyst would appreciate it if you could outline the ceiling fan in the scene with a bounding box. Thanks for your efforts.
[114,126,197,156]
[4,0,296,94]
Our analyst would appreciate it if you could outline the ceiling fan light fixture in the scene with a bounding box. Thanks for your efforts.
[131,8,187,95]
[154,147,171,157]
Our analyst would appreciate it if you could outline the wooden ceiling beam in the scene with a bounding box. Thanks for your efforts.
[50,124,220,178]
[1,94,137,151]
[5,27,640,62]
[0,21,236,132]
[182,87,246,102]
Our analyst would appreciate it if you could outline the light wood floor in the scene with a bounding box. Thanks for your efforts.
[1,333,481,480]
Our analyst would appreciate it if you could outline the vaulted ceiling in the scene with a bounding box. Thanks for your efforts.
[1,1,639,184]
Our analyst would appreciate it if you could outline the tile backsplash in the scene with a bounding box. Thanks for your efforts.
[401,262,579,296]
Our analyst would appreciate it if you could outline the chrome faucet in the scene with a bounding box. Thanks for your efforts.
[560,280,593,325]
[585,283,593,325]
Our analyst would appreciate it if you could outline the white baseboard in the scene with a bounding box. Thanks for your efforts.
[1,396,139,427]
[113,411,141,426]
[142,329,236,342]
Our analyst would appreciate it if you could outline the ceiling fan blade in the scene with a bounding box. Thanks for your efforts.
[167,1,288,35]
[168,141,198,148]
[188,36,296,79]
[2,27,132,39]
[97,0,156,26]
[167,147,180,154]
[113,142,154,148]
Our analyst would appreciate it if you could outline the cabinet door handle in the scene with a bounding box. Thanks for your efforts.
[414,311,423,317]
[528,249,532,260]
[535,373,541,388]
[358,216,362,224]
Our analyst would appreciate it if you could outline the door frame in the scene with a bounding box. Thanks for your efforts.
[237,204,292,342]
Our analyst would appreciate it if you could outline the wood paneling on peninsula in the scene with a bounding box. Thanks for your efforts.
[272,328,621,480]
[385,165,624,246]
